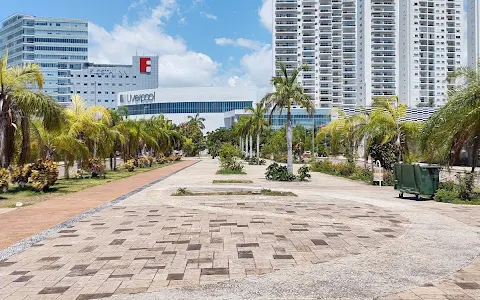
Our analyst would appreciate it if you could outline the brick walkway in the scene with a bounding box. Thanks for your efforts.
[0,160,196,250]
[0,160,479,300]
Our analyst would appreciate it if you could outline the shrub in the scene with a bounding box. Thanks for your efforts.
[350,167,373,183]
[86,158,106,178]
[438,180,456,191]
[0,168,9,193]
[138,156,151,168]
[265,163,296,182]
[273,153,287,163]
[368,142,398,171]
[382,170,394,186]
[456,172,476,200]
[297,165,311,181]
[10,165,31,187]
[336,162,356,177]
[28,160,58,192]
[310,159,336,174]
[124,159,136,172]
[156,154,168,164]
[73,168,89,179]
[248,157,266,165]
[219,143,244,172]
[434,189,460,203]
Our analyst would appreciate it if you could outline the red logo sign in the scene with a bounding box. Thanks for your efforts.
[140,57,152,73]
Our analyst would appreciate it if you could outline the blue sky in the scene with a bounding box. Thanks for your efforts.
[1,0,274,88]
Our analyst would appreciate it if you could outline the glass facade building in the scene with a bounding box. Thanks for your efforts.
[124,101,253,116]
[0,13,88,103]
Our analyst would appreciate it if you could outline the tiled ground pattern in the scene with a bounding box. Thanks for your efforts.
[379,256,480,300]
[0,200,406,300]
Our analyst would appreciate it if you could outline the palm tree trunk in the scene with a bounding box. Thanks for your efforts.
[256,129,260,164]
[471,134,479,173]
[0,113,15,168]
[113,152,117,170]
[19,117,30,165]
[245,135,248,156]
[249,135,253,159]
[64,155,70,179]
[286,110,293,173]
[239,137,243,152]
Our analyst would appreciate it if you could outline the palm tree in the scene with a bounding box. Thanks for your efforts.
[66,95,121,160]
[422,62,480,171]
[0,53,64,168]
[368,96,422,162]
[262,62,315,173]
[318,109,368,163]
[235,115,251,158]
[187,113,206,130]
[245,103,269,163]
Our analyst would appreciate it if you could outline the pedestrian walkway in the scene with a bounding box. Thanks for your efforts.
[0,160,196,250]
[0,159,479,300]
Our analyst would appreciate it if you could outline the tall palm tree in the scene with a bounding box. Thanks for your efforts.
[422,62,480,171]
[262,62,315,173]
[0,53,64,168]
[369,96,422,162]
[245,103,269,163]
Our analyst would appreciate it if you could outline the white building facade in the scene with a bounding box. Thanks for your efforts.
[273,0,358,108]
[398,0,463,107]
[117,87,258,132]
[467,0,480,69]
[70,56,159,108]
[273,0,464,108]
[0,13,88,103]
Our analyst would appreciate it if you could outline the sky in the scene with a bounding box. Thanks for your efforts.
[0,0,274,90]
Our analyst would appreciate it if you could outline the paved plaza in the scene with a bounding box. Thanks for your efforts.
[0,159,480,299]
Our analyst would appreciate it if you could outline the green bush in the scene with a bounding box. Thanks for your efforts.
[297,165,311,181]
[0,168,9,193]
[248,157,266,165]
[265,163,296,182]
[438,180,456,191]
[156,154,168,164]
[456,172,476,200]
[434,189,460,203]
[383,170,394,186]
[86,158,106,178]
[10,165,31,187]
[73,168,89,179]
[311,159,377,185]
[218,143,244,172]
[138,156,151,168]
[28,160,59,192]
[124,159,136,172]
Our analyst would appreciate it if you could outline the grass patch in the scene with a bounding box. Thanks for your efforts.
[216,169,247,175]
[0,162,177,208]
[434,188,480,205]
[172,188,296,197]
[213,180,253,184]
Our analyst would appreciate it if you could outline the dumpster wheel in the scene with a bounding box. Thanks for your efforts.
[415,194,420,200]
[399,192,404,199]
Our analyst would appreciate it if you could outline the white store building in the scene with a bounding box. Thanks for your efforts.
[70,56,159,108]
[118,87,258,132]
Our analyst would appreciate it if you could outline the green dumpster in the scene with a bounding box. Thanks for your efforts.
[393,164,441,199]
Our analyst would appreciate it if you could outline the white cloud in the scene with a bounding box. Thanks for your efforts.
[215,37,266,51]
[214,37,234,46]
[89,0,220,87]
[201,12,217,20]
[258,0,273,32]
[159,52,220,87]
[239,46,273,87]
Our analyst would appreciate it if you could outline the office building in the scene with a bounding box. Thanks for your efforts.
[0,13,88,103]
[118,87,258,132]
[467,0,480,69]
[70,56,159,108]
[273,0,464,108]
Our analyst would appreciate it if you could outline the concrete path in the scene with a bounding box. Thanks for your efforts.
[0,160,195,250]
[0,159,479,300]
